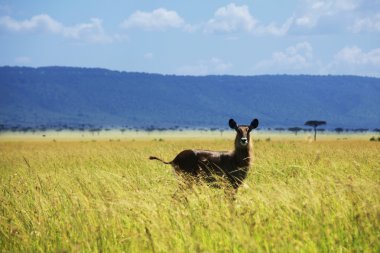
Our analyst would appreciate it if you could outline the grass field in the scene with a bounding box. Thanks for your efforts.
[0,134,379,252]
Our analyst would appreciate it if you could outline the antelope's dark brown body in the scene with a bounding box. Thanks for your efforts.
[149,118,259,189]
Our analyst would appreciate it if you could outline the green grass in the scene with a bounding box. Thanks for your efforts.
[0,138,379,252]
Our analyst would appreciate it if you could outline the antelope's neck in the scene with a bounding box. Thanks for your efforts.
[233,146,251,167]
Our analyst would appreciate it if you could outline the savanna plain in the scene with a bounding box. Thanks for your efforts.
[0,132,379,252]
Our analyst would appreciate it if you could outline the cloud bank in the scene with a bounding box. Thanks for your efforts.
[327,46,380,76]
[253,42,380,76]
[253,42,315,74]
[121,8,185,31]
[0,14,116,43]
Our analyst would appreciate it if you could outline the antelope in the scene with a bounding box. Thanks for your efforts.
[149,118,259,190]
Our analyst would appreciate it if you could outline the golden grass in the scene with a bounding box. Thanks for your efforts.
[0,137,379,252]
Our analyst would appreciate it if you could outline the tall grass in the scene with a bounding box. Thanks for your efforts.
[0,139,379,252]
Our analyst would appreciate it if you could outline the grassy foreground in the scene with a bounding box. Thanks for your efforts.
[0,137,379,252]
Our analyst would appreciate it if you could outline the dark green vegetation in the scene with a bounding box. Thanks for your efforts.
[1,66,379,129]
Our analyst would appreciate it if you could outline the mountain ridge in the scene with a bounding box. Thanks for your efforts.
[1,66,379,129]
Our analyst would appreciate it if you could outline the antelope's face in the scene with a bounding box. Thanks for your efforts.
[236,126,250,147]
[229,118,259,148]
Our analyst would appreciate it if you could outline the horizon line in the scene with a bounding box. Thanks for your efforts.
[1,65,379,79]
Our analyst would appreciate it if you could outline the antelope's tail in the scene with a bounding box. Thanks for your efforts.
[149,156,172,165]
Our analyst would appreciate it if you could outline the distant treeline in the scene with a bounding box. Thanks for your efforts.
[270,127,380,133]
[1,124,379,134]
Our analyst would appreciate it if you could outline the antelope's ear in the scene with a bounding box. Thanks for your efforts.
[229,119,238,129]
[249,118,259,130]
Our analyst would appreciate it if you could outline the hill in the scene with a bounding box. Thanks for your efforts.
[0,66,379,129]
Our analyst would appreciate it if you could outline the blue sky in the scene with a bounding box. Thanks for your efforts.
[0,0,379,76]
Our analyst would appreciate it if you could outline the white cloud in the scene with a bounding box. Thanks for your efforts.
[253,42,315,74]
[121,4,286,36]
[254,43,380,76]
[295,15,315,28]
[177,57,232,75]
[291,0,380,34]
[292,0,358,31]
[295,0,359,28]
[201,1,378,36]
[334,46,380,65]
[0,14,115,43]
[63,18,113,43]
[204,3,293,36]
[335,46,380,66]
[204,4,256,33]
[323,46,380,76]
[121,8,185,31]
[350,13,380,33]
[0,14,61,32]
[255,17,294,36]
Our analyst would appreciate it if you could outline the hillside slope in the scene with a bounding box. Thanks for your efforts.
[0,66,379,129]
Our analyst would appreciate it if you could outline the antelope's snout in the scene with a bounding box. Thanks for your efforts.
[240,137,248,146]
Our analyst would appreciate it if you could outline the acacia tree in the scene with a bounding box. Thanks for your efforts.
[304,120,326,141]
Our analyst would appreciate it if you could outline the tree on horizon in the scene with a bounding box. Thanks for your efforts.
[305,120,326,141]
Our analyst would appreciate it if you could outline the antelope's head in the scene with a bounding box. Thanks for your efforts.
[229,118,259,149]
